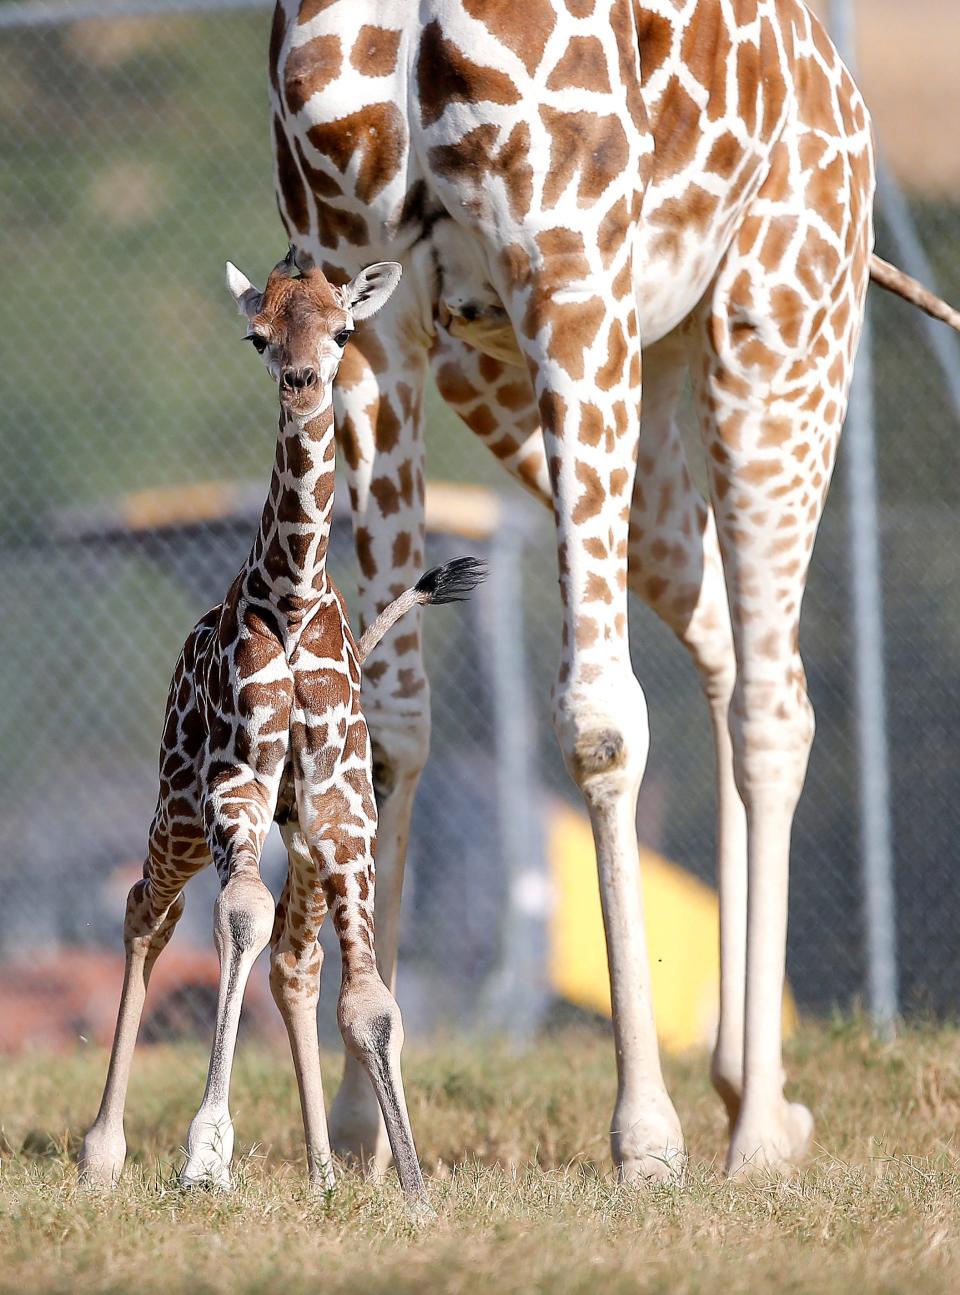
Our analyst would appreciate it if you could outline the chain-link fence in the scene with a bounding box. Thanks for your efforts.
[1,1,958,1053]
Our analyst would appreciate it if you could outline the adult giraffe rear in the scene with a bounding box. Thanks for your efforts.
[267,0,909,1179]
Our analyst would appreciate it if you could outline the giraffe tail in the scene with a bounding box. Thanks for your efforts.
[870,254,960,333]
[356,557,487,665]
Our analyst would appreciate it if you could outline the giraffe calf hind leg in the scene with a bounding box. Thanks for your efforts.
[327,707,431,1177]
[336,970,429,1210]
[312,818,427,1206]
[270,825,336,1192]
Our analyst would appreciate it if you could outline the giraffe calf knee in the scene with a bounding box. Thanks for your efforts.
[337,974,403,1069]
[122,880,185,959]
[213,873,275,959]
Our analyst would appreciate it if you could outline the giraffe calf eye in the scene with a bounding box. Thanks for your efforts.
[246,334,268,355]
[334,329,353,347]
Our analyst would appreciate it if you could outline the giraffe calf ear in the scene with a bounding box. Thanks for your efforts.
[342,262,402,321]
[225,261,263,319]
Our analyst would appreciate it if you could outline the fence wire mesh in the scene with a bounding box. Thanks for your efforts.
[0,2,958,1053]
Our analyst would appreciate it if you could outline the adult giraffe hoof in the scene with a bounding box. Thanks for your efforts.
[612,1096,686,1185]
[725,1101,814,1179]
[78,1127,125,1188]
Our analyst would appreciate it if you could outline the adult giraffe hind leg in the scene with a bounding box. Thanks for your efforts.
[484,214,684,1181]
[621,335,748,1130]
[697,118,873,1175]
[432,324,749,1130]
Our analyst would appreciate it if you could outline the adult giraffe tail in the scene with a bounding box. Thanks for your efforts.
[356,556,487,665]
[870,254,960,333]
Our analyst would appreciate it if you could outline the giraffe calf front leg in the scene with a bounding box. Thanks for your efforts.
[181,864,274,1189]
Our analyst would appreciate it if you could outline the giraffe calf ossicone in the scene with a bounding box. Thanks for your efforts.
[80,248,484,1205]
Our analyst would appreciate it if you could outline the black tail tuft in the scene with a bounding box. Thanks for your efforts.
[415,556,487,604]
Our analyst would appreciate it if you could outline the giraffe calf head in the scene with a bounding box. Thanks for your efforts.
[225,246,402,420]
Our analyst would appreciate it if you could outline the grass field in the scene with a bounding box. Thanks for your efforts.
[1,1021,959,1294]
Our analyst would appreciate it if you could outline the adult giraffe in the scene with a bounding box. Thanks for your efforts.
[264,0,944,1179]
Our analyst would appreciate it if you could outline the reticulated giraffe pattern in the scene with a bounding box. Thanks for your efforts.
[79,251,486,1206]
[263,0,885,1181]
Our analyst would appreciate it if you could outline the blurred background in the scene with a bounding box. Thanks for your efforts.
[0,0,957,1055]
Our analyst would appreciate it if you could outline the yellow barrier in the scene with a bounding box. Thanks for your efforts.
[547,800,797,1053]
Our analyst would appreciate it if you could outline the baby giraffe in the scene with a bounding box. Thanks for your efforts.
[80,248,483,1204]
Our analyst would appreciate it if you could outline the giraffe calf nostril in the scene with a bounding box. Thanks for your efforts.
[281,368,317,392]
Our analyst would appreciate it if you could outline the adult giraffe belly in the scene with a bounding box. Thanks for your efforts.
[429,208,731,361]
[632,180,752,344]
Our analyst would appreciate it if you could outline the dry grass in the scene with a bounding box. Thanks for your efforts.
[1,1020,959,1294]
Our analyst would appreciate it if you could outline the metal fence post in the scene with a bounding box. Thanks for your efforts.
[830,0,899,1032]
[480,501,551,1040]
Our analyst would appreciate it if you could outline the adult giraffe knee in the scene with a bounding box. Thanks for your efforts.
[553,673,685,1182]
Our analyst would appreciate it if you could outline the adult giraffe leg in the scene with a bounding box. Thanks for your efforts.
[269,821,335,1191]
[696,142,872,1173]
[431,324,747,1125]
[488,229,684,1180]
[328,315,430,1173]
[430,322,550,501]
[624,336,747,1126]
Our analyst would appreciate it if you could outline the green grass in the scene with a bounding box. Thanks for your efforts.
[1,1021,959,1293]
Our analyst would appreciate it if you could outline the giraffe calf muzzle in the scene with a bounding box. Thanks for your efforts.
[281,366,318,393]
